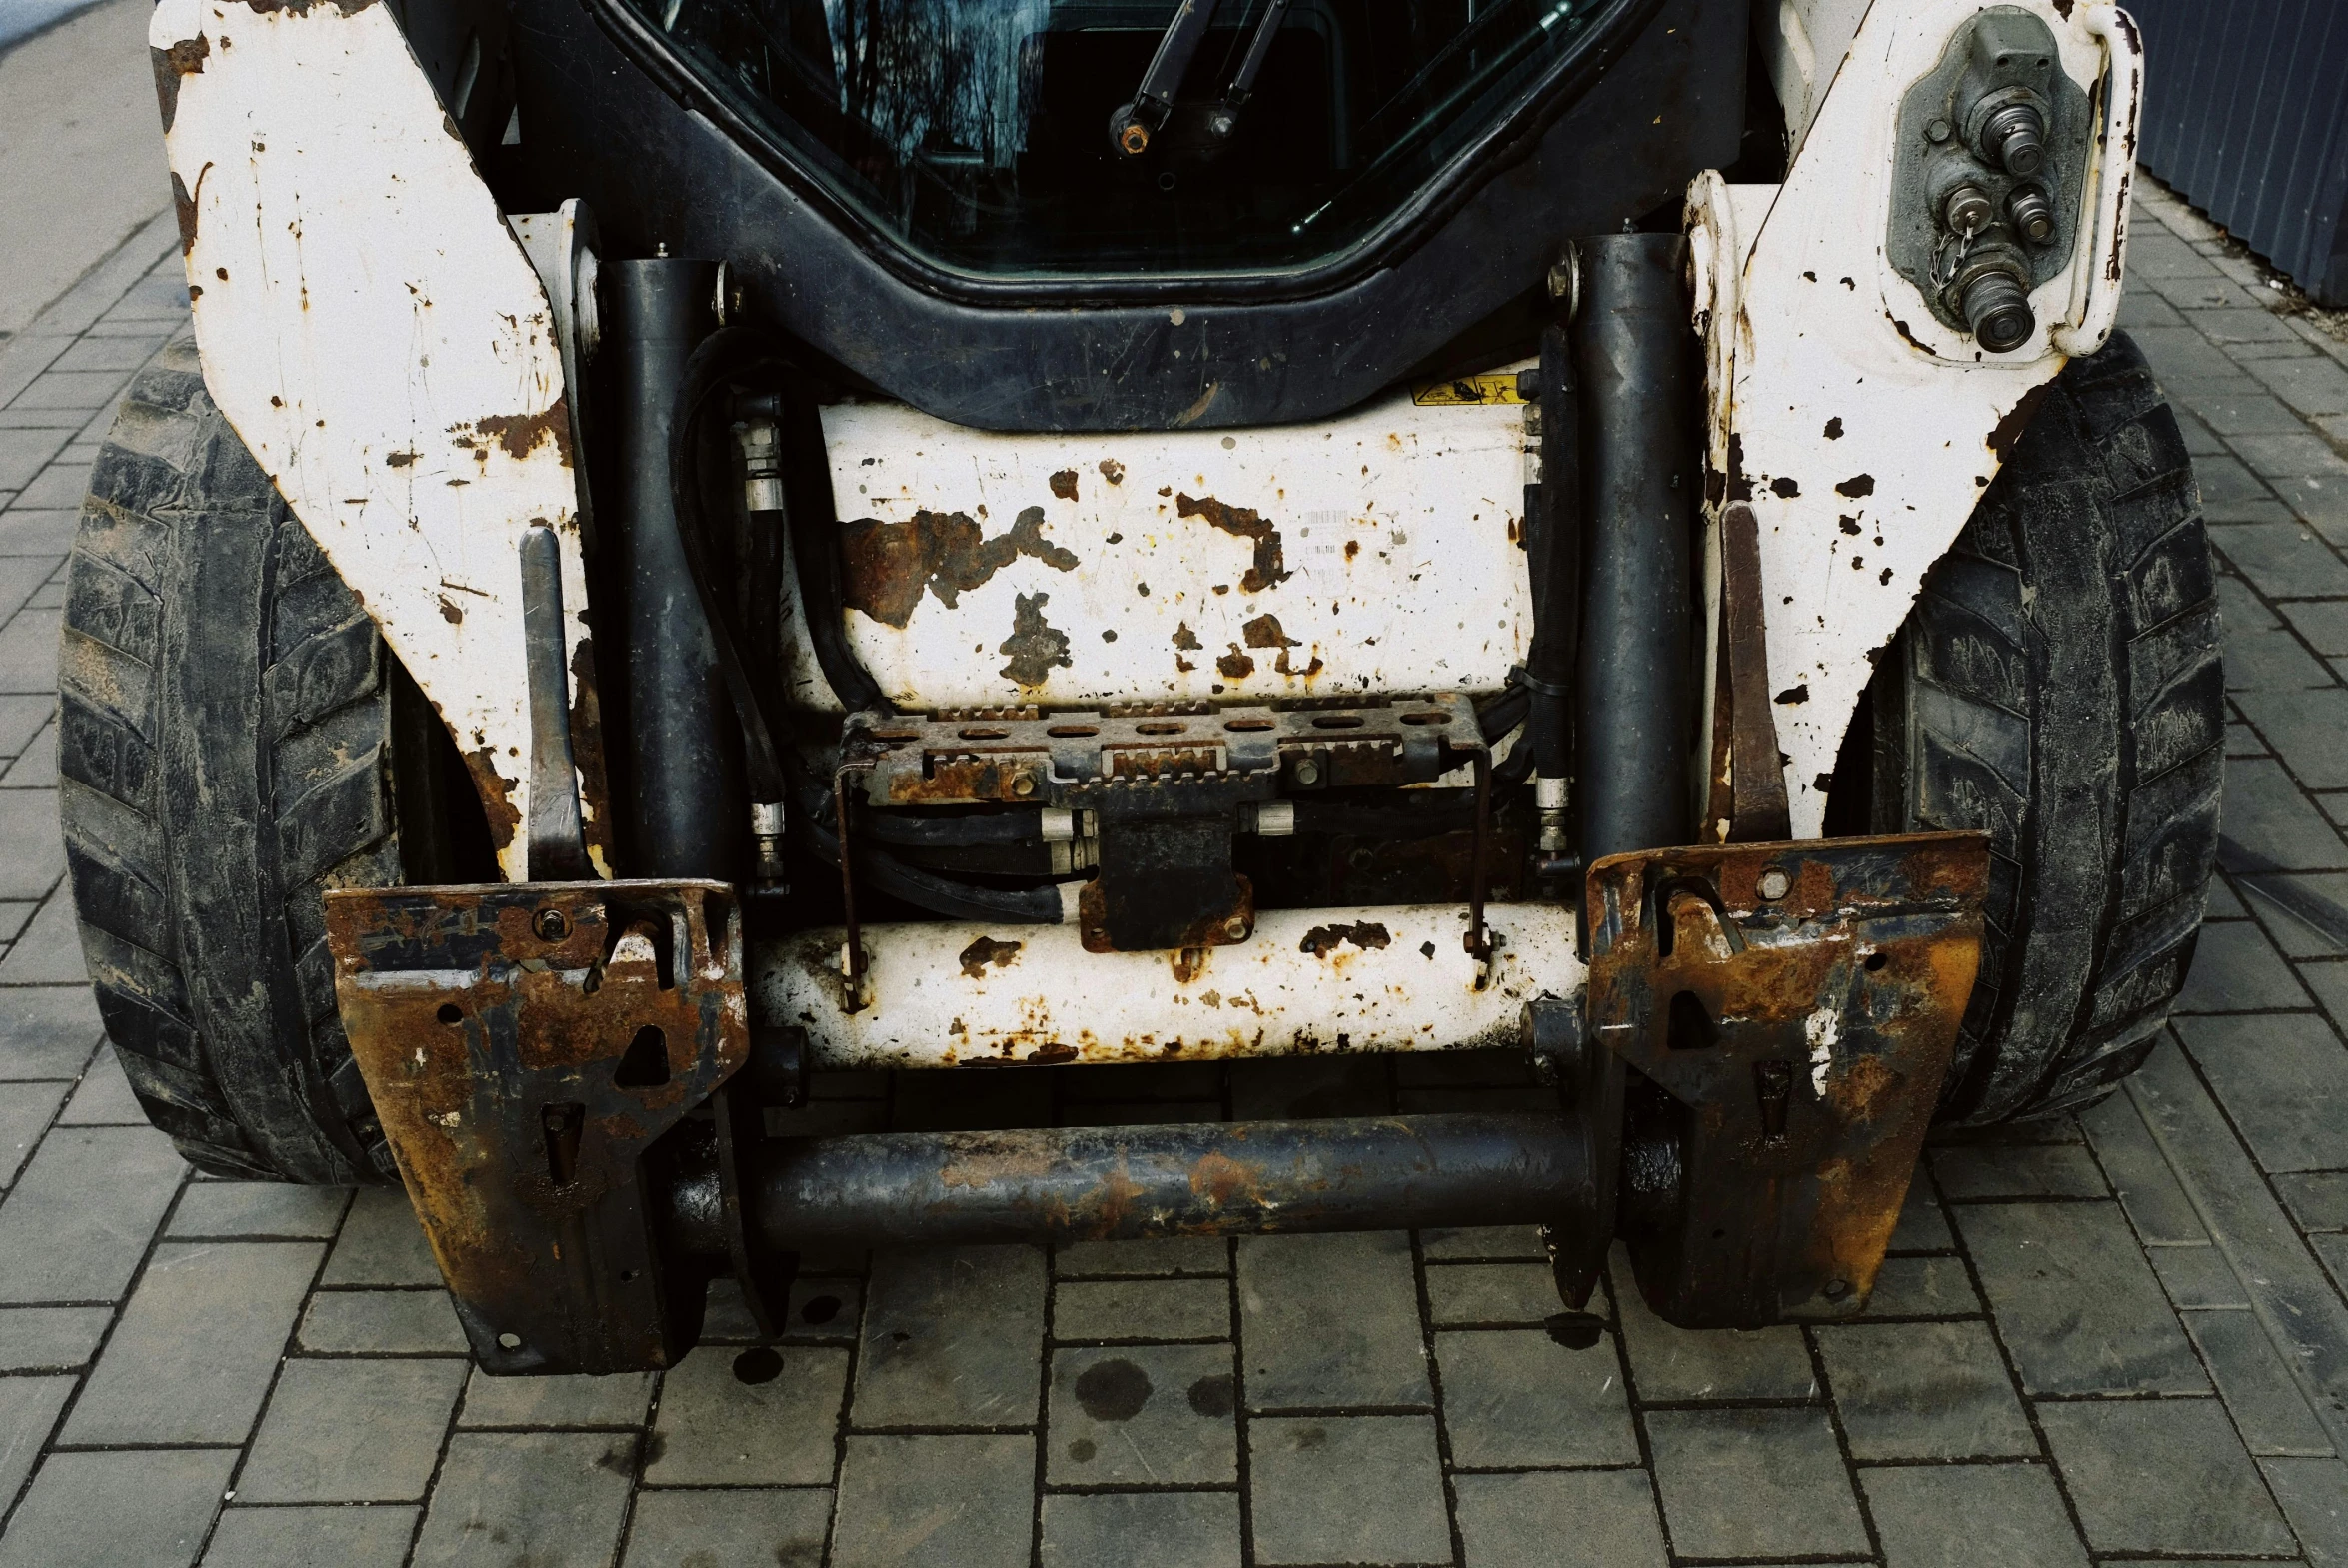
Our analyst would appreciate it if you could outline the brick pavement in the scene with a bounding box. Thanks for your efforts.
[2,180,2347,1566]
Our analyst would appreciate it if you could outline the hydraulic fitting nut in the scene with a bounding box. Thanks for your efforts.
[1940,183,1994,237]
[1250,801,1297,837]
[2007,185,2056,246]
[1977,101,2047,177]
[1958,263,2036,353]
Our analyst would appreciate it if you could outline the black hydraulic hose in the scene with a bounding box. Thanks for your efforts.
[791,783,1063,923]
[1476,685,1530,745]
[1522,319,1581,782]
[1291,795,1481,839]
[860,808,1048,849]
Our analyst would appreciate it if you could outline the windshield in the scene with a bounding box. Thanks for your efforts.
[633,0,1634,279]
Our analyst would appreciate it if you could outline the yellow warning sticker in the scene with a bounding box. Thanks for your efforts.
[1411,372,1527,406]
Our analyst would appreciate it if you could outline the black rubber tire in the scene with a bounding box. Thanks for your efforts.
[59,333,459,1184]
[1868,330,2223,1124]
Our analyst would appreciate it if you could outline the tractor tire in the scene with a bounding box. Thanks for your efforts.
[1866,329,2224,1124]
[59,333,483,1184]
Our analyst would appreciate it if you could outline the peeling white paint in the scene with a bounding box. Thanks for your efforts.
[1807,1004,1840,1096]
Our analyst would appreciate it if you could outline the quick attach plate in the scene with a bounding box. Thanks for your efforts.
[326,880,748,1373]
[1583,833,1987,1327]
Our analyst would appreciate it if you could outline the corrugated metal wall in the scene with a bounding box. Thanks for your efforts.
[2126,0,2348,306]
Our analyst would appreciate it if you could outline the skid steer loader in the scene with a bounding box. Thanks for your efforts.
[74,0,2214,1370]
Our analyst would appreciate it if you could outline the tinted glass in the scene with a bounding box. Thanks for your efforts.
[631,0,1631,278]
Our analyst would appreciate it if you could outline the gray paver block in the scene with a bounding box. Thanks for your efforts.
[199,1506,418,1568]
[852,1245,1042,1428]
[0,696,56,763]
[2175,1012,2348,1171]
[2311,964,2348,1039]
[700,1274,864,1346]
[622,1488,832,1568]
[1847,1253,1983,1318]
[1418,1224,1546,1261]
[55,1044,145,1123]
[63,1239,320,1445]
[2188,307,2309,347]
[1860,1463,2089,1568]
[2222,624,2330,697]
[2151,1244,2253,1309]
[1613,1256,1814,1399]
[829,1433,1034,1568]
[1053,1276,1229,1342]
[1452,1467,1666,1568]
[409,1430,637,1568]
[235,1357,468,1502]
[0,1305,109,1371]
[459,1367,653,1430]
[1816,1320,2035,1460]
[1888,1167,1955,1251]
[168,1182,350,1240]
[0,897,89,985]
[1053,1236,1228,1277]
[0,430,70,493]
[645,1344,847,1487]
[1954,1200,2206,1395]
[1930,1142,2109,1200]
[1645,1407,1870,1560]
[0,1375,72,1517]
[1039,1491,1240,1568]
[298,1289,468,1354]
[2242,873,2348,959]
[0,1078,65,1186]
[2260,1456,2348,1566]
[2038,1398,2295,1556]
[1048,1344,1236,1486]
[2175,917,2315,1012]
[2212,524,2348,601]
[1246,1415,1450,1568]
[2281,601,2348,658]
[2233,432,2348,478]
[1433,1327,1637,1468]
[0,1122,183,1304]
[0,608,61,696]
[2249,356,2348,418]
[2079,1090,2209,1244]
[319,1187,442,1286]
[2273,1171,2348,1232]
[0,1447,234,1568]
[9,463,89,512]
[0,792,63,901]
[0,985,100,1081]
[2236,690,2348,791]
[0,513,76,565]
[1235,1231,1430,1411]
[2182,1309,2335,1457]
[1424,1261,1564,1325]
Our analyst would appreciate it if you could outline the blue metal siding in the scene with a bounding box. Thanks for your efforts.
[2127,0,2348,305]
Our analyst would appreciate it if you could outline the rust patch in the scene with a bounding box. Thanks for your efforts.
[170,167,209,257]
[1099,459,1125,485]
[385,450,419,468]
[1216,646,1255,680]
[1188,1152,1269,1212]
[1177,494,1290,593]
[151,36,208,133]
[1171,621,1202,651]
[567,637,615,870]
[437,596,464,625]
[841,505,1079,629]
[461,398,575,468]
[1985,383,2051,462]
[1298,921,1392,957]
[1886,315,1938,356]
[1822,417,1843,440]
[1834,474,1876,499]
[1242,613,1322,678]
[998,592,1073,688]
[461,746,521,855]
[1770,477,1800,498]
[958,935,1023,979]
[1049,469,1079,501]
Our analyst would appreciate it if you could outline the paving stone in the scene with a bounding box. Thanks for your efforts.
[199,1506,419,1568]
[63,1239,319,1445]
[2176,917,2316,1011]
[2227,719,2273,758]
[0,430,70,493]
[2260,1456,2348,1566]
[2274,1171,2348,1232]
[1433,1327,1636,1467]
[829,1433,1034,1568]
[1047,1343,1236,1486]
[0,1375,73,1515]
[1860,1464,2089,1568]
[1039,1491,1240,1568]
[2038,1398,2295,1556]
[2214,524,2348,600]
[852,1246,1042,1428]
[0,895,89,984]
[168,1182,350,1239]
[0,1077,64,1186]
[2281,602,2348,658]
[1612,1254,1814,1399]
[1815,1320,2034,1460]
[2226,624,2336,691]
[2320,1234,2348,1302]
[2137,328,2281,388]
[2116,289,2185,329]
[0,1304,110,1370]
[2205,874,2252,918]
[1418,1224,1545,1261]
[2129,233,2226,281]
[1246,1415,1449,1568]
[55,1042,144,1123]
[1930,1142,2109,1200]
[0,1448,234,1568]
[1053,1236,1228,1277]
[2152,1244,2253,1309]
[1954,1201,2206,1394]
[0,509,77,561]
[2189,307,2311,348]
[1227,1054,1389,1118]
[8,463,88,512]
[0,791,63,900]
[645,1343,847,1487]
[2183,1308,2335,1456]
[1451,1468,1664,1568]
[2079,1090,2208,1244]
[622,1488,832,1568]
[2237,690,2348,791]
[1849,1253,1982,1318]
[0,1122,183,1303]
[1236,1231,1430,1411]
[236,1357,468,1502]
[318,1187,442,1286]
[0,695,55,762]
[1645,1407,1869,1560]
[2310,964,2348,1038]
[409,1430,637,1568]
[2229,761,2348,872]
[460,1367,653,1429]
[1889,1167,1955,1250]
[2188,451,2277,510]
[0,606,61,695]
[1424,1261,1563,1326]
[8,370,132,413]
[299,1288,467,1354]
[2234,874,2348,957]
[2175,1013,2348,1171]
[1053,1276,1228,1342]
[2249,356,2348,418]
[2234,433,2348,481]
[701,1274,863,1345]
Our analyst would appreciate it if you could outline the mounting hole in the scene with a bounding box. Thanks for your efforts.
[733,1346,784,1385]
[531,906,570,942]
[1310,715,1366,730]
[1863,950,1888,972]
[496,1331,522,1351]
[436,1003,463,1026]
[1398,711,1449,726]
[1135,721,1188,735]
[958,726,1009,740]
[1047,724,1100,738]
[1157,171,1177,192]
[801,1293,843,1325]
[1222,718,1275,732]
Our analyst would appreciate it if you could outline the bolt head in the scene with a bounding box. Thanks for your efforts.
[1118,122,1150,156]
[1925,118,1953,144]
[1222,916,1249,940]
[532,906,570,942]
[1293,760,1321,785]
[1012,774,1037,797]
[1942,184,1993,235]
[1756,867,1792,901]
[1208,112,1234,137]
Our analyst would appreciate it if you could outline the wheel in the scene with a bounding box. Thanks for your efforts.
[60,333,490,1183]
[1856,329,2223,1124]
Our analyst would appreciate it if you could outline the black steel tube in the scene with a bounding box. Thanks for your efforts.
[715,1113,1591,1250]
[609,260,742,878]
[1522,319,1581,781]
[1573,233,1697,867]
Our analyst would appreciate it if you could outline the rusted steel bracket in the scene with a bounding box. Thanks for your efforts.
[1704,502,1794,844]
[326,880,750,1373]
[1583,832,1986,1325]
